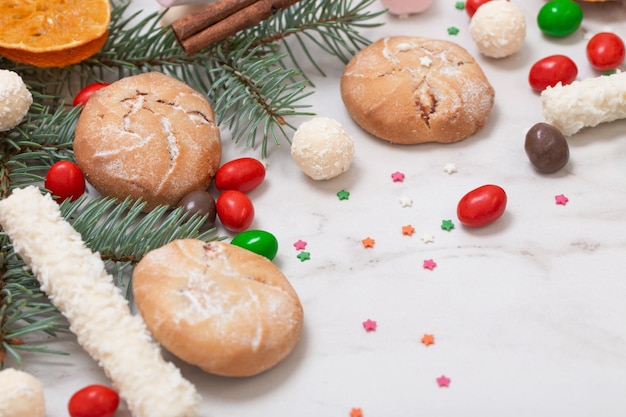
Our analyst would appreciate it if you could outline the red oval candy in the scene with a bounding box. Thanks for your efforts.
[216,190,255,232]
[214,157,266,193]
[73,82,109,107]
[457,184,507,227]
[528,55,577,92]
[68,384,119,417]
[466,0,508,17]
[44,160,86,203]
[586,32,626,72]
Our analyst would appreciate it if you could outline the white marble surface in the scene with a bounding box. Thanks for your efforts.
[17,1,626,416]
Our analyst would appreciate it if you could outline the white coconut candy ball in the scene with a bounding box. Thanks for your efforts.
[0,69,32,132]
[0,368,45,417]
[291,116,355,180]
[469,1,526,58]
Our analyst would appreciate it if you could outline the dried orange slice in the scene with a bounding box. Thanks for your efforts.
[0,0,111,67]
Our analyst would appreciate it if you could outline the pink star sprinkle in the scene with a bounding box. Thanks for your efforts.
[391,171,405,182]
[362,319,377,332]
[293,239,307,250]
[555,194,569,205]
[423,259,437,270]
[436,375,451,387]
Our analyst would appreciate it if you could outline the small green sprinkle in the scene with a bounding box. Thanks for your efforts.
[602,69,617,76]
[441,219,455,231]
[297,251,311,262]
[447,26,460,36]
[337,189,350,200]
[455,1,465,10]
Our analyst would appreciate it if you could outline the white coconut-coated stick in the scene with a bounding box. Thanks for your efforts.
[0,186,200,417]
[541,71,626,136]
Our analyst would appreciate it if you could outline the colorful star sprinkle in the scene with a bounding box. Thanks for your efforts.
[362,319,377,332]
[420,56,432,67]
[350,408,363,417]
[420,233,435,244]
[423,259,437,270]
[441,219,455,231]
[555,194,569,205]
[443,162,457,174]
[337,189,350,200]
[436,375,451,387]
[455,1,465,10]
[293,239,307,250]
[296,251,311,262]
[402,224,415,236]
[421,334,435,346]
[447,26,460,35]
[361,237,375,248]
[391,171,405,182]
[399,196,413,207]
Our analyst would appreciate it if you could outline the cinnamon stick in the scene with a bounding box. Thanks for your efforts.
[172,0,302,55]
[172,0,259,42]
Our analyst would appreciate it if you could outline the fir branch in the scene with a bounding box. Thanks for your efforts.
[0,99,80,198]
[61,195,218,289]
[258,0,385,75]
[89,3,195,76]
[1,235,68,366]
[209,41,315,154]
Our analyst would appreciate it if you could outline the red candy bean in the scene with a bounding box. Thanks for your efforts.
[214,157,265,193]
[73,82,109,107]
[465,0,507,17]
[528,55,578,92]
[216,190,255,232]
[586,32,625,72]
[44,160,86,203]
[68,384,119,417]
[457,184,507,227]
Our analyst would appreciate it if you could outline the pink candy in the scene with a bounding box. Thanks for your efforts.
[381,0,433,16]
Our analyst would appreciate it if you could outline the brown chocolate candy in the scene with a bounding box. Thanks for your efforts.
[177,190,216,229]
[524,122,569,173]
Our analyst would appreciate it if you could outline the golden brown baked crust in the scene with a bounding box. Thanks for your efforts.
[74,72,221,211]
[341,36,495,144]
[132,240,304,377]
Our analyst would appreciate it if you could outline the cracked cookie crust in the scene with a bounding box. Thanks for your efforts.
[340,36,495,145]
[74,72,221,211]
[132,240,304,377]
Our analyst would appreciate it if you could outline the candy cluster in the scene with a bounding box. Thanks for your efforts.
[464,0,625,174]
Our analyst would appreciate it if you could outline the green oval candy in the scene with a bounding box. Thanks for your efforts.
[537,0,583,38]
[231,230,279,260]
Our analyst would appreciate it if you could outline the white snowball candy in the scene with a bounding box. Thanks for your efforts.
[291,117,354,180]
[0,69,32,132]
[0,368,45,417]
[469,1,526,58]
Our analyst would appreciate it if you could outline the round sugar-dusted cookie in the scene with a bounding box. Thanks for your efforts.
[132,240,304,377]
[341,36,495,144]
[74,72,221,211]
